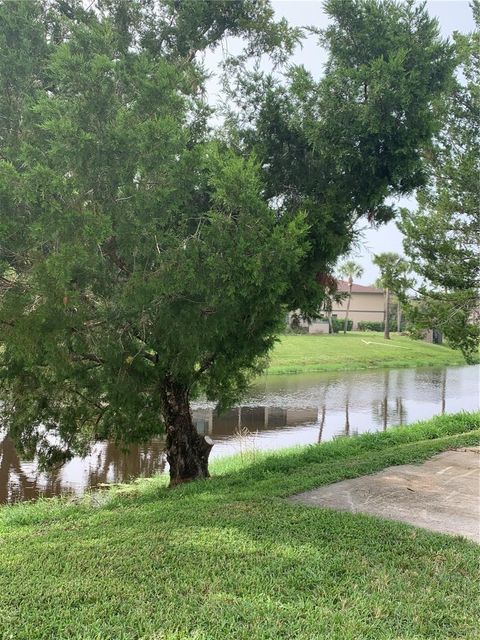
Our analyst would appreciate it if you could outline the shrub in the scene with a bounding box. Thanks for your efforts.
[331,318,353,332]
[357,321,403,332]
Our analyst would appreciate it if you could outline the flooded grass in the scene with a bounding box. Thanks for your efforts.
[0,412,479,639]
[267,332,467,374]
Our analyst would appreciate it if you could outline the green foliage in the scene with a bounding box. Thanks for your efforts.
[338,260,364,284]
[0,413,479,639]
[228,0,454,314]
[373,252,412,338]
[373,253,412,300]
[399,7,480,363]
[337,260,363,332]
[331,317,353,332]
[357,321,396,332]
[0,0,456,467]
[0,0,307,464]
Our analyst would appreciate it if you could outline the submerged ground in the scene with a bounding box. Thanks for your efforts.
[267,332,467,374]
[1,412,479,640]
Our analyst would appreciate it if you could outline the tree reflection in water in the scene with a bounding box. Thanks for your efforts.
[0,435,63,503]
[345,399,350,436]
[1,365,475,504]
[371,370,408,431]
[0,434,167,504]
[318,406,326,443]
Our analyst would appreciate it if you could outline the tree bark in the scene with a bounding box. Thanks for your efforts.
[384,287,390,340]
[396,300,401,333]
[161,378,213,486]
[343,279,352,334]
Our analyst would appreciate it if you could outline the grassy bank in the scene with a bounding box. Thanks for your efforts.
[1,412,479,640]
[267,332,467,374]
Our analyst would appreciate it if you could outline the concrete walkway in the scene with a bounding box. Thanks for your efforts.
[289,447,480,543]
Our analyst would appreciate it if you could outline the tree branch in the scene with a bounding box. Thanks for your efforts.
[192,353,217,382]
[100,236,130,274]
[70,353,105,365]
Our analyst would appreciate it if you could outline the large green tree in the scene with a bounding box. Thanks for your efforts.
[0,0,453,484]
[225,0,454,315]
[399,2,479,363]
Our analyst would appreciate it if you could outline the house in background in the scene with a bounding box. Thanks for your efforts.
[332,281,384,329]
[289,280,385,333]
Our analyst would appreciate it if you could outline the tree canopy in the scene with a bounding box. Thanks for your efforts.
[399,2,479,363]
[373,253,412,298]
[338,261,364,285]
[0,0,455,483]
[226,0,454,313]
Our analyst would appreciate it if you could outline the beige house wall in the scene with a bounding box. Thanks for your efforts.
[305,320,329,334]
[332,292,384,329]
[287,312,330,334]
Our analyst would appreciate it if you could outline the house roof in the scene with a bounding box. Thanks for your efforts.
[336,280,383,294]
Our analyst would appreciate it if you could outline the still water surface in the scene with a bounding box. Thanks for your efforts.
[1,365,478,503]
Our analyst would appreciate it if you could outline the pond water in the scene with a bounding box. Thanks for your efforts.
[1,365,478,503]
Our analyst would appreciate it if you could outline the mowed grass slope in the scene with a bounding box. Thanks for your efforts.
[1,412,479,640]
[267,332,467,374]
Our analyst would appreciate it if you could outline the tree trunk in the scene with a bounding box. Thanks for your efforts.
[343,280,352,334]
[396,300,401,333]
[384,287,390,340]
[161,378,213,486]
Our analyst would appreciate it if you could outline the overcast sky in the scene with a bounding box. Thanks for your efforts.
[207,0,475,285]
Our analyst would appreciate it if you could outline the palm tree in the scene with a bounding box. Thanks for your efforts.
[338,260,364,334]
[373,253,412,340]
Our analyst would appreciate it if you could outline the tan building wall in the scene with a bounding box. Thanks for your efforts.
[304,319,329,334]
[332,292,384,329]
[287,312,330,334]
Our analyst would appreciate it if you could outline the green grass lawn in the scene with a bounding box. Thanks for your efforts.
[1,412,479,640]
[267,332,467,374]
